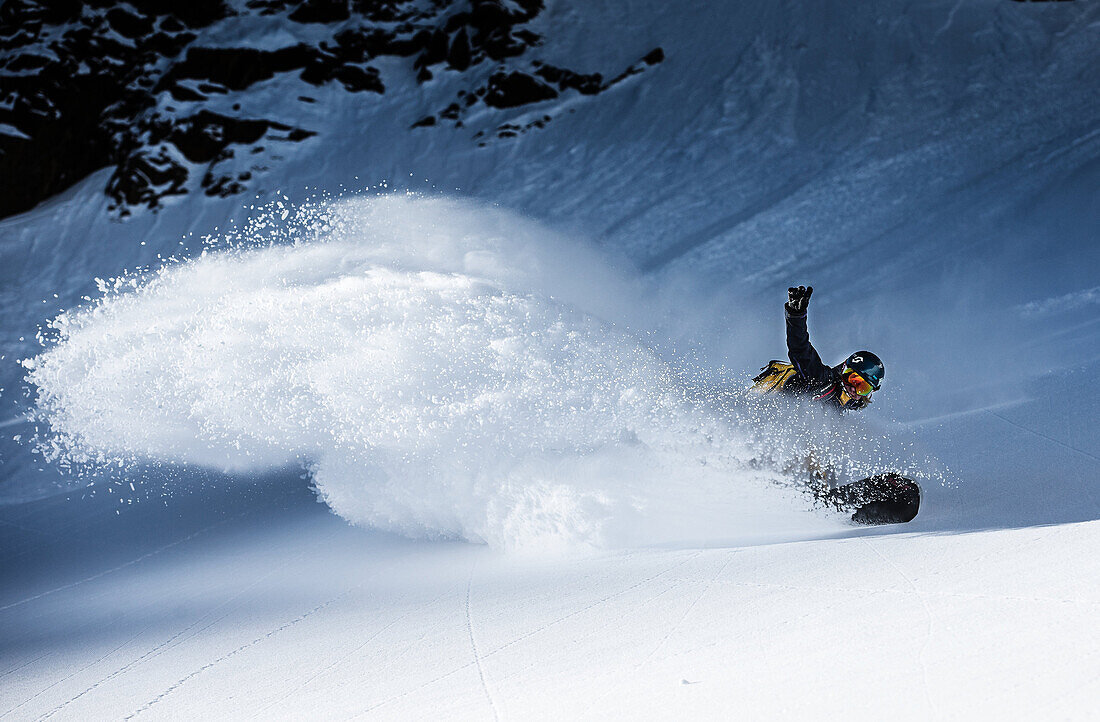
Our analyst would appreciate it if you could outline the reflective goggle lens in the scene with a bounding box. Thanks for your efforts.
[845,371,874,396]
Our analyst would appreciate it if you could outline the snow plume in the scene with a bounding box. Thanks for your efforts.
[25,195,873,550]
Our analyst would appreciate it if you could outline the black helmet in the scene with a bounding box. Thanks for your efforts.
[843,351,884,390]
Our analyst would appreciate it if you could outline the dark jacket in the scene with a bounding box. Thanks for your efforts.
[784,305,868,411]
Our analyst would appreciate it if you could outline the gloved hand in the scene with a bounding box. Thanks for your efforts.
[787,285,813,313]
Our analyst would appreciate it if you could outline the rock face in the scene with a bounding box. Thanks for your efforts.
[0,0,663,219]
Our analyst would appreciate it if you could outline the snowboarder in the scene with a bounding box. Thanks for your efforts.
[753,285,920,524]
[753,285,884,412]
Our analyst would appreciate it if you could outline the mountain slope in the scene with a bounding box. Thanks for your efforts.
[1,0,1098,717]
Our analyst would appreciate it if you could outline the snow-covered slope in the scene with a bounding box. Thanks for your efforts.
[4,477,1098,720]
[2,0,1098,718]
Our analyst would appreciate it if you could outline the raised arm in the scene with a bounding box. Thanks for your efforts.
[785,286,831,383]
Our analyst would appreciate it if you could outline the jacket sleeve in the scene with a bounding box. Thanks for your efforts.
[785,305,832,383]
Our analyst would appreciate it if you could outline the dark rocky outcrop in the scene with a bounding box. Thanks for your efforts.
[169,111,276,164]
[105,8,155,40]
[0,0,662,218]
[533,62,602,95]
[289,0,351,24]
[333,65,384,93]
[106,146,189,209]
[484,71,558,108]
[163,45,321,92]
[418,46,665,133]
[447,28,472,71]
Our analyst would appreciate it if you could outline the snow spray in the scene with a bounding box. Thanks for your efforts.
[24,195,937,550]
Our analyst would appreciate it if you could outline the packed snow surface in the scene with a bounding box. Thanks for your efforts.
[3,482,1098,720]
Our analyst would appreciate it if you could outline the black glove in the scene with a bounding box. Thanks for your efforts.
[787,285,813,313]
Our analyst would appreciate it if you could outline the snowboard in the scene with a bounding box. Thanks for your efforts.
[817,473,921,525]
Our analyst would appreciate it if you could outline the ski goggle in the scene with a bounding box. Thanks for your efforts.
[843,369,875,397]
